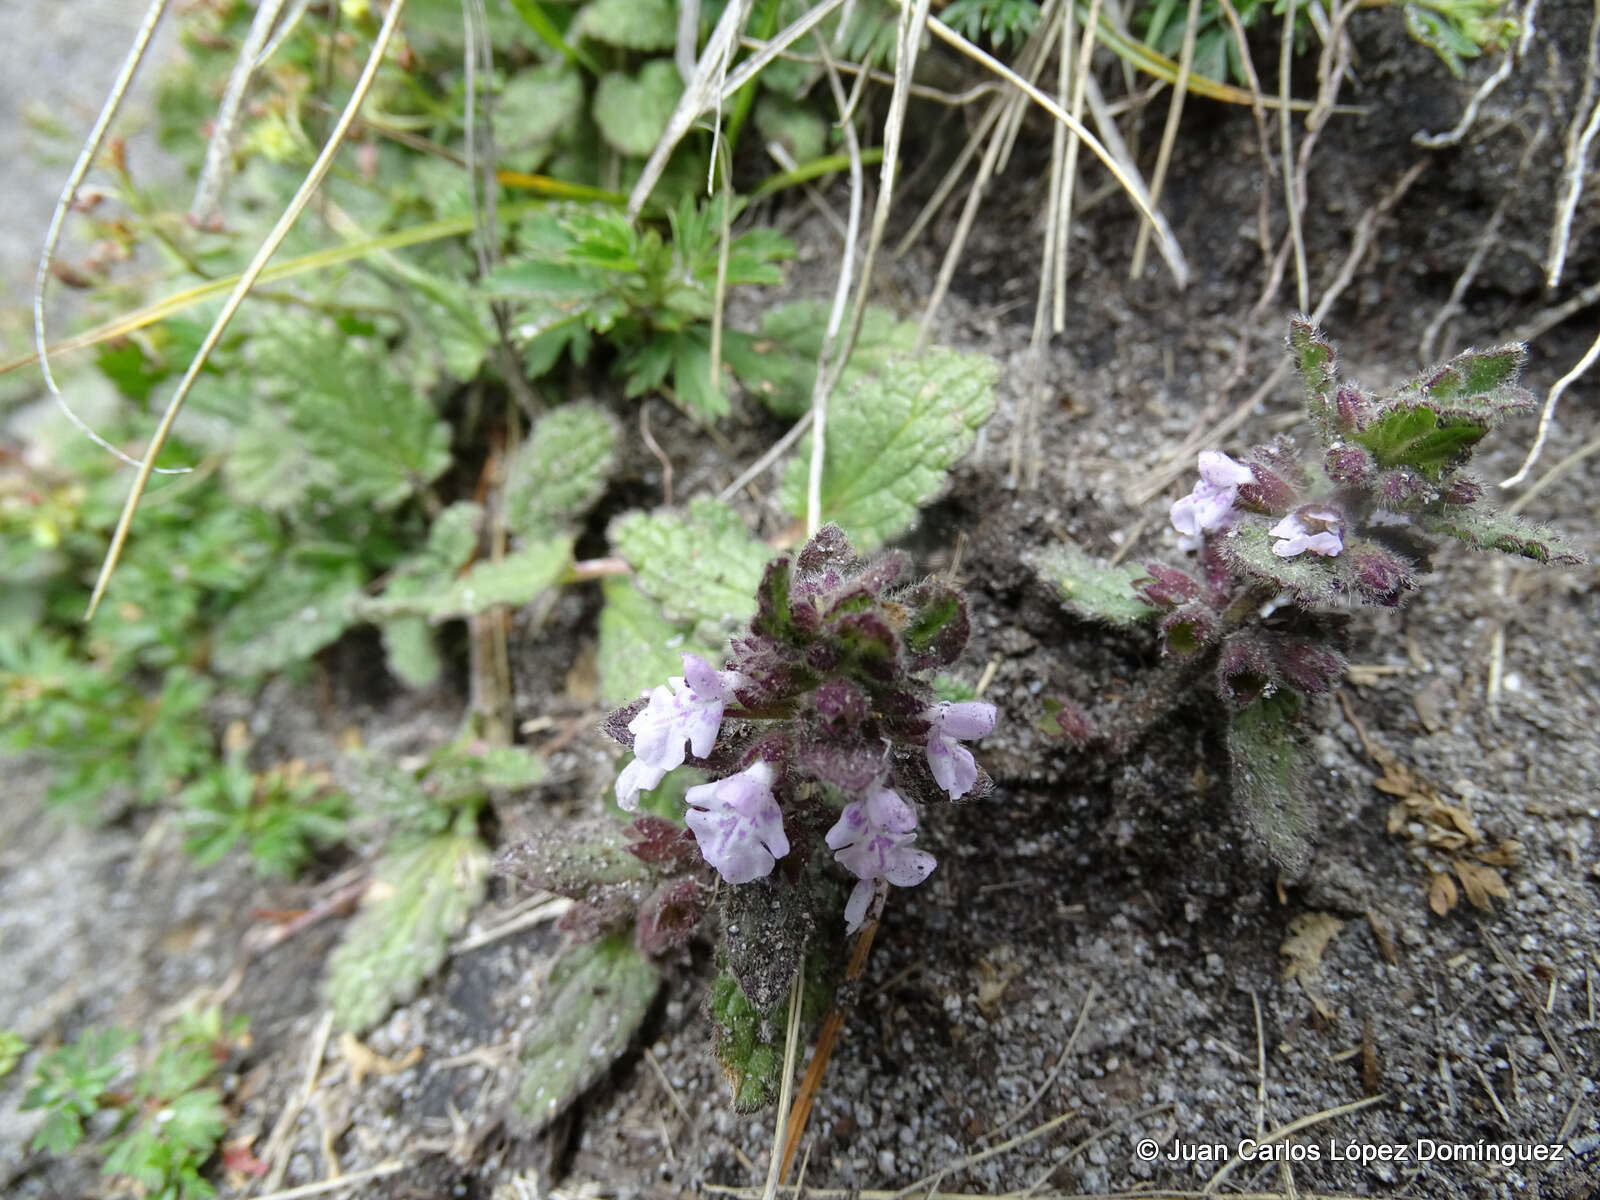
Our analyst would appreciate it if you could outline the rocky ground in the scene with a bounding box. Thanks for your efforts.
[2,3,1598,1200]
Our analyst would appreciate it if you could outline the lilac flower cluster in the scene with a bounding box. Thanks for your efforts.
[1067,321,1583,871]
[1170,451,1344,561]
[615,651,994,930]
[605,526,997,933]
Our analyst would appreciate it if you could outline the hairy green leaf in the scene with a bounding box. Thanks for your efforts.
[727,301,918,419]
[1037,545,1159,626]
[1354,405,1486,478]
[596,576,717,705]
[211,550,364,677]
[1288,318,1337,434]
[326,832,490,1032]
[592,61,682,158]
[226,323,453,513]
[513,932,660,1133]
[1227,691,1314,874]
[576,0,677,49]
[364,537,573,620]
[1218,523,1341,607]
[1418,506,1586,565]
[710,970,781,1112]
[381,617,442,688]
[497,61,586,154]
[504,404,619,538]
[610,497,772,641]
[0,1030,25,1081]
[779,349,998,549]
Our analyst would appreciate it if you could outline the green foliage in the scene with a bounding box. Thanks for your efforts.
[353,502,482,686]
[179,756,349,878]
[0,1030,26,1080]
[224,319,453,514]
[1402,0,1518,76]
[347,740,544,841]
[326,741,540,1030]
[728,301,919,419]
[1227,692,1315,874]
[596,575,718,705]
[943,0,1043,45]
[22,1027,134,1154]
[1354,406,1486,478]
[513,932,661,1133]
[710,971,782,1112]
[577,0,678,50]
[503,404,620,537]
[1,636,214,816]
[1288,317,1338,435]
[1418,508,1584,565]
[489,199,793,416]
[1040,545,1161,626]
[778,349,999,550]
[326,828,491,1032]
[1135,0,1314,86]
[22,1008,245,1199]
[592,59,684,157]
[610,496,773,643]
[210,546,366,677]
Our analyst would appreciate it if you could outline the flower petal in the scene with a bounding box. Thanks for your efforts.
[1198,451,1255,488]
[933,700,997,740]
[843,878,875,932]
[926,732,978,799]
[882,846,937,888]
[616,757,667,811]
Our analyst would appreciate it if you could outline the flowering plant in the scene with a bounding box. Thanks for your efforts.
[1050,320,1584,871]
[498,525,995,1106]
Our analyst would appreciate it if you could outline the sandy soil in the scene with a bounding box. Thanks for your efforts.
[2,5,1598,1200]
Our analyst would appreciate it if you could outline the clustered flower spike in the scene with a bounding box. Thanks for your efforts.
[1054,321,1587,876]
[616,652,746,810]
[602,525,997,937]
[1171,451,1255,551]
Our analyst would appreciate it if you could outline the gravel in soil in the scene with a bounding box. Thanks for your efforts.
[4,7,1600,1200]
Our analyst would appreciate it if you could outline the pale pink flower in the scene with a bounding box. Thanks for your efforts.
[826,787,936,931]
[615,653,746,811]
[922,700,997,799]
[1171,451,1255,551]
[684,762,789,884]
[1269,507,1344,558]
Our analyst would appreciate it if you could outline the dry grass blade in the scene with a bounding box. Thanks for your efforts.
[1032,0,1071,349]
[761,966,809,1200]
[34,0,175,475]
[1413,0,1538,149]
[1279,0,1309,311]
[1053,0,1105,332]
[776,915,882,1180]
[919,6,1190,288]
[1130,0,1201,280]
[1215,0,1275,278]
[805,35,866,537]
[86,0,410,621]
[918,3,1063,351]
[1200,1094,1386,1194]
[191,0,288,227]
[1545,0,1600,288]
[1500,319,1600,489]
[628,0,755,217]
